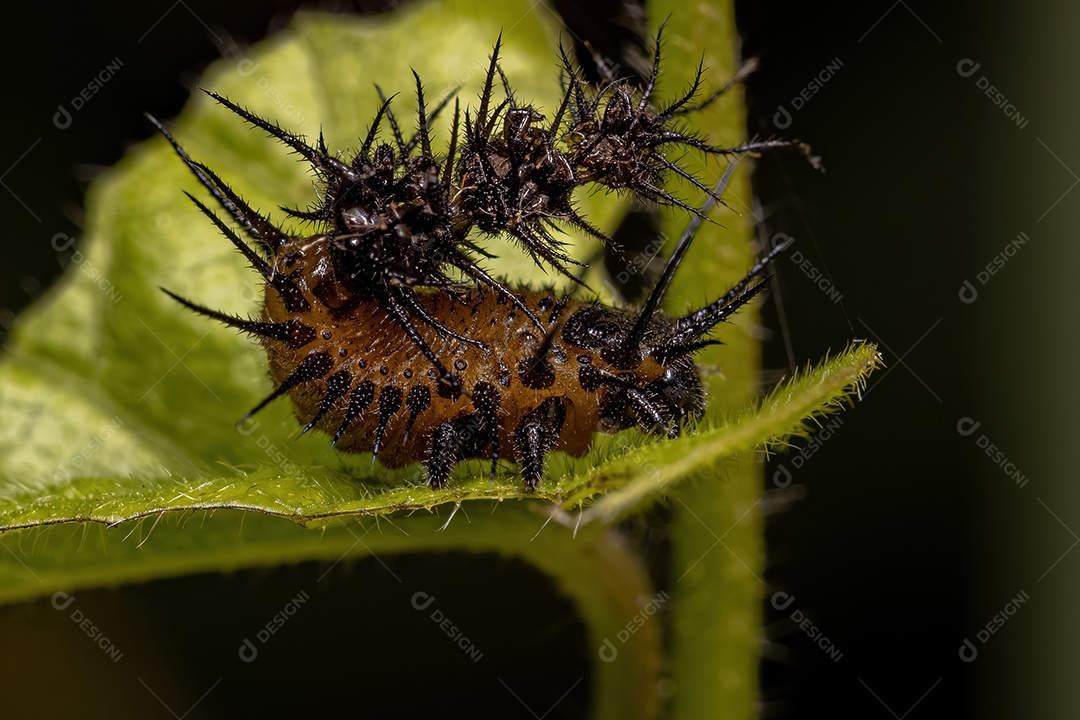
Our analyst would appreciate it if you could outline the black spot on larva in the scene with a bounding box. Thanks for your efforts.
[563,308,624,351]
[379,385,403,410]
[436,374,463,400]
[321,329,333,340]
[454,359,467,371]
[379,365,389,375]
[244,318,316,350]
[578,364,605,392]
[577,354,591,365]
[297,351,334,380]
[403,368,413,379]
[518,357,556,390]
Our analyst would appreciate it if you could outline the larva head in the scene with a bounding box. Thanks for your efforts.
[560,165,784,438]
[562,305,706,435]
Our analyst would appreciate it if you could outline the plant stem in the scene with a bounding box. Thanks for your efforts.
[645,0,764,716]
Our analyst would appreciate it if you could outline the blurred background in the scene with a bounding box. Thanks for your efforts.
[0,0,1074,717]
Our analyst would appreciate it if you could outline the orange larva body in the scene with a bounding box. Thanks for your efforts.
[147,115,767,492]
[262,234,674,483]
[150,33,782,490]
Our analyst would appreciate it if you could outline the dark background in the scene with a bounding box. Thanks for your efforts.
[1,0,1073,717]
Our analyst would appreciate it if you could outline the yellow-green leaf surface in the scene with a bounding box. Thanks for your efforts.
[0,0,878,716]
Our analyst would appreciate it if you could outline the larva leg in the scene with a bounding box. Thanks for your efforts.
[427,422,460,489]
[472,382,501,479]
[513,397,567,491]
[516,423,546,492]
[623,387,676,438]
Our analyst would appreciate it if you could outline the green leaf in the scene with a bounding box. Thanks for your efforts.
[0,340,879,533]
